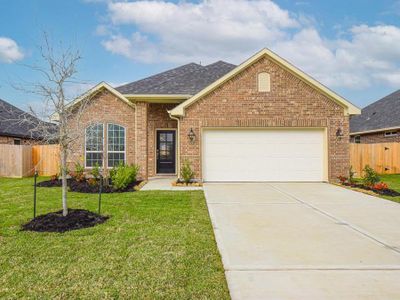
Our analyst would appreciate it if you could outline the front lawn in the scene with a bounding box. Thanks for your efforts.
[0,177,229,299]
[377,174,400,203]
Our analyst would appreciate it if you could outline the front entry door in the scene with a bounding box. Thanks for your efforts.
[156,130,176,174]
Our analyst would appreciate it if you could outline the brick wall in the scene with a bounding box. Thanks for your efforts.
[67,90,137,176]
[179,56,349,182]
[351,131,400,144]
[0,135,41,145]
[147,103,177,177]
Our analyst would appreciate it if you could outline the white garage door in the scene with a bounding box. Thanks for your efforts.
[202,129,325,182]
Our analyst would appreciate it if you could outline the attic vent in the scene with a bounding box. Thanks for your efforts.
[258,72,270,92]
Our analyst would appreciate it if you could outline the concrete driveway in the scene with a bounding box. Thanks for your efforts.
[204,183,400,300]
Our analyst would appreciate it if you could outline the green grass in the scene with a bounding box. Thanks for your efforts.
[353,174,400,204]
[0,177,229,299]
[378,174,400,203]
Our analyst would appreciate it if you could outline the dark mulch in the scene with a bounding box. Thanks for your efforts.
[343,183,400,197]
[36,179,142,193]
[21,209,109,233]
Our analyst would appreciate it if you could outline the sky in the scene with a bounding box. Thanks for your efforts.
[0,0,400,111]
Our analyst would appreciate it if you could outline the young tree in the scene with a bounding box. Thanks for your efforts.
[12,34,92,216]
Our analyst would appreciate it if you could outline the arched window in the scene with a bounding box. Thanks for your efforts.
[257,72,270,92]
[85,123,104,167]
[107,124,126,167]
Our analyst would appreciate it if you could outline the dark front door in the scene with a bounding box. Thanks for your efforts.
[156,130,176,174]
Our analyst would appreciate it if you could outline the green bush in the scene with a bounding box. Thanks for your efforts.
[110,163,139,190]
[91,162,101,180]
[362,165,380,186]
[180,160,194,184]
[349,166,356,184]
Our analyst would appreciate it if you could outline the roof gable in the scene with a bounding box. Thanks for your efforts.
[350,89,400,134]
[169,48,361,117]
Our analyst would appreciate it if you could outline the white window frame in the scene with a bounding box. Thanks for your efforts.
[85,123,105,169]
[354,135,361,143]
[384,131,398,137]
[106,123,126,169]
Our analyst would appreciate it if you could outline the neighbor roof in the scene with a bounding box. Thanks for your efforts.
[350,89,400,134]
[170,48,361,117]
[115,61,236,95]
[0,98,56,139]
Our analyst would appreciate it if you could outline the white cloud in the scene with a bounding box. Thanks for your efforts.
[0,37,24,63]
[99,0,400,90]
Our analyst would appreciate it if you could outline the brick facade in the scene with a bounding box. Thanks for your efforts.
[66,91,177,179]
[350,131,400,144]
[0,135,41,145]
[67,90,137,176]
[66,56,352,182]
[178,56,349,182]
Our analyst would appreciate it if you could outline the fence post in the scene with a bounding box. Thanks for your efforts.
[33,170,38,218]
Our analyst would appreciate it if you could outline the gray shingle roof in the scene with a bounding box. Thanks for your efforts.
[115,61,236,95]
[350,89,400,133]
[0,98,56,139]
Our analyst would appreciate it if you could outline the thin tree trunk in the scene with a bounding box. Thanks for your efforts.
[61,146,68,216]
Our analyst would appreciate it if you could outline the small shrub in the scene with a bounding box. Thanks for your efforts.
[180,160,194,184]
[348,166,356,184]
[69,162,85,182]
[111,163,139,190]
[373,182,388,190]
[87,178,98,187]
[362,165,380,187]
[337,175,348,184]
[91,162,101,180]
[50,174,58,182]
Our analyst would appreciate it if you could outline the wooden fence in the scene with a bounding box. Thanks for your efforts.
[32,144,60,176]
[0,145,34,177]
[350,142,400,176]
[0,144,60,177]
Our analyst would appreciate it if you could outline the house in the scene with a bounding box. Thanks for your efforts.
[350,89,400,144]
[0,98,54,145]
[66,48,360,182]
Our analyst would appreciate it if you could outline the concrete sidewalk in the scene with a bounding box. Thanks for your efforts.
[204,183,400,300]
[140,177,203,191]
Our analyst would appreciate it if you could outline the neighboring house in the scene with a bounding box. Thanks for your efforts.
[0,98,55,145]
[66,48,360,182]
[350,89,400,144]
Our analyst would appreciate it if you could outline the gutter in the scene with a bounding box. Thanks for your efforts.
[350,126,400,136]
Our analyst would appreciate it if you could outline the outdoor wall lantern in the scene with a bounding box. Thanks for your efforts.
[336,127,344,139]
[188,128,196,144]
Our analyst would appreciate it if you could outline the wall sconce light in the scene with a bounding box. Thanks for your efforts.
[336,128,344,139]
[188,128,196,144]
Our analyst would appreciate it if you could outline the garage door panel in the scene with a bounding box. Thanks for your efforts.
[203,129,325,182]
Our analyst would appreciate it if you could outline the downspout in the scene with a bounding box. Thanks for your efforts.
[168,112,181,178]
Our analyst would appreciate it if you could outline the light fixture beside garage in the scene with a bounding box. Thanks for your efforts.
[188,128,196,144]
[336,127,344,139]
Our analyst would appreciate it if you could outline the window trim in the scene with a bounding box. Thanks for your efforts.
[85,123,105,169]
[13,138,21,145]
[354,135,361,144]
[106,123,126,169]
[384,131,398,137]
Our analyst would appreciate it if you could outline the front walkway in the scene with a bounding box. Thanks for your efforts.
[204,182,400,300]
[140,177,203,191]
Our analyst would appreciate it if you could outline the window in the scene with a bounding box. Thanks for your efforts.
[107,124,125,167]
[85,124,104,167]
[257,72,270,92]
[384,131,398,137]
[354,135,361,144]
[13,139,21,145]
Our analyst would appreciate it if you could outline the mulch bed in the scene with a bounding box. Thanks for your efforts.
[36,179,142,193]
[342,183,400,197]
[21,209,109,233]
